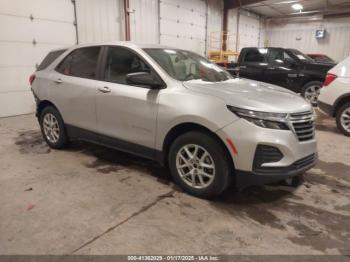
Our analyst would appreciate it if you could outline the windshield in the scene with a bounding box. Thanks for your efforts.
[288,49,314,62]
[143,48,232,82]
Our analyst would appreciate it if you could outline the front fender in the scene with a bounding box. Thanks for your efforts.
[154,90,238,150]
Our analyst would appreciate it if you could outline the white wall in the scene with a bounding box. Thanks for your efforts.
[266,17,350,62]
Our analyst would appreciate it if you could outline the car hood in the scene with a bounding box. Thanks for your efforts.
[183,78,312,113]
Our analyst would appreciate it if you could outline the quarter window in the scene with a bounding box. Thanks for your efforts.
[56,47,101,79]
[103,47,150,85]
[37,49,67,71]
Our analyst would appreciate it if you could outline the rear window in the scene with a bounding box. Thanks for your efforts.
[37,49,67,71]
[56,47,101,79]
[313,56,335,64]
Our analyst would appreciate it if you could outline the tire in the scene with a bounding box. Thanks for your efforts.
[168,131,232,199]
[39,106,69,149]
[336,102,350,136]
[284,175,303,187]
[301,81,322,106]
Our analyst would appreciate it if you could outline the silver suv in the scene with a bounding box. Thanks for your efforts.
[30,42,317,198]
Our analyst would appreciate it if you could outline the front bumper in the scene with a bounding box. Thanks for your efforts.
[235,153,317,189]
[31,88,40,118]
[216,118,318,189]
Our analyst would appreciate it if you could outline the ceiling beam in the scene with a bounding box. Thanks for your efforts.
[325,12,350,18]
[264,3,285,15]
[267,7,350,19]
[246,0,303,8]
[224,0,265,10]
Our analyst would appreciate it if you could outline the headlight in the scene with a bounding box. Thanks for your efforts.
[227,105,289,130]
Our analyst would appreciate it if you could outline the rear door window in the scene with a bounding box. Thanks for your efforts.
[242,48,267,63]
[56,47,101,79]
[37,49,67,71]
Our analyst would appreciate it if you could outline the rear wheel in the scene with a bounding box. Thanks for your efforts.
[168,131,232,199]
[301,81,322,106]
[39,106,69,149]
[336,102,350,136]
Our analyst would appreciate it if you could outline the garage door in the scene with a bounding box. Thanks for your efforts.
[238,14,261,50]
[160,0,207,55]
[129,0,159,43]
[0,0,76,117]
[75,0,124,43]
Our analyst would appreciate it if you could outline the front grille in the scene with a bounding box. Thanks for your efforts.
[289,111,315,142]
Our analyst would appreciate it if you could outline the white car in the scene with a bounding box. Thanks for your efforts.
[30,42,317,198]
[318,56,350,136]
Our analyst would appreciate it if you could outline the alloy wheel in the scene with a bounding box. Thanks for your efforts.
[176,144,215,189]
[304,85,321,105]
[43,113,60,143]
[340,107,350,133]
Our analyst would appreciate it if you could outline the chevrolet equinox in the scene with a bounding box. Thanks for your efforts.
[30,42,318,199]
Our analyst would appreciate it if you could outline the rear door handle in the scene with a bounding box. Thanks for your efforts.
[54,78,63,84]
[98,86,111,93]
[239,66,247,69]
[267,67,276,70]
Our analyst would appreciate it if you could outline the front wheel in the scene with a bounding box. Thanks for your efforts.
[301,81,322,106]
[336,102,350,136]
[168,131,232,199]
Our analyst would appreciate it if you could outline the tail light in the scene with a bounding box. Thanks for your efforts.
[323,73,337,87]
[29,74,36,85]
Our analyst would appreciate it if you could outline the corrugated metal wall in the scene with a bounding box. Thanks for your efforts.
[266,17,350,62]
[75,0,216,54]
[227,9,265,53]
[227,8,238,51]
[76,0,124,43]
[159,0,207,55]
[207,0,223,51]
[129,0,159,43]
[238,10,262,49]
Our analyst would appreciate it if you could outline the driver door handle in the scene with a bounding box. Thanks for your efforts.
[98,86,111,93]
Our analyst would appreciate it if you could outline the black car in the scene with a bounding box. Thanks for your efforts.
[226,47,336,105]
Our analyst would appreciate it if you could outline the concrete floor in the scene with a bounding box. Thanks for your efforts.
[0,111,349,255]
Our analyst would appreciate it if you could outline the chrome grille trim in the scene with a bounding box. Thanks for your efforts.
[288,111,315,142]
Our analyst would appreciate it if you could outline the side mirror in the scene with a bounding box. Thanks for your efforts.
[126,72,163,89]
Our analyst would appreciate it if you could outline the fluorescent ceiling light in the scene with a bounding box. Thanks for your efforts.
[292,3,303,10]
